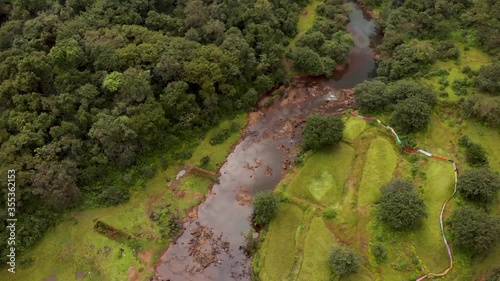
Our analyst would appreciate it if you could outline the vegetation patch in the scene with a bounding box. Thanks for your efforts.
[287,143,355,204]
[296,217,337,281]
[343,117,367,141]
[260,203,304,281]
[357,137,397,206]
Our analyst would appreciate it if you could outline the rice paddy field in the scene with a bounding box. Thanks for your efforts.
[256,114,500,281]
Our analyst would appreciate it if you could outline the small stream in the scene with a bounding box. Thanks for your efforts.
[154,2,381,280]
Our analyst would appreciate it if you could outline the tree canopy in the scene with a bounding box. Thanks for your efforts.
[329,245,361,276]
[457,169,500,205]
[379,179,427,230]
[449,207,500,255]
[302,115,345,151]
[252,191,278,226]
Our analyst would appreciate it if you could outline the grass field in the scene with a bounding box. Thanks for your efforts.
[357,137,397,206]
[0,115,245,281]
[289,0,322,48]
[260,203,304,281]
[287,143,355,204]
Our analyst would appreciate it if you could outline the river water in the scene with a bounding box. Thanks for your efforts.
[154,2,381,280]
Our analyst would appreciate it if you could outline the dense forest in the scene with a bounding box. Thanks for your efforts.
[0,0,357,264]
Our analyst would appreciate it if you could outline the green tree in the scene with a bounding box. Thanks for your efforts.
[354,80,389,113]
[465,143,489,167]
[390,98,432,134]
[449,207,500,255]
[329,245,361,275]
[302,115,344,151]
[379,179,427,230]
[474,62,500,95]
[457,169,500,205]
[252,191,278,226]
[291,47,325,76]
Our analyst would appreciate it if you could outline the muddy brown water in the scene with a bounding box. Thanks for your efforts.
[154,2,381,281]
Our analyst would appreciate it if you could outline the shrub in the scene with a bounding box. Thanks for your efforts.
[199,156,210,168]
[465,142,488,167]
[98,186,130,206]
[323,208,337,220]
[302,115,344,151]
[449,207,500,255]
[210,128,231,145]
[379,179,427,230]
[329,245,361,275]
[252,191,278,226]
[371,243,387,263]
[457,169,500,205]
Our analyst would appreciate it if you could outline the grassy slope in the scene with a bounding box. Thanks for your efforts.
[357,137,397,206]
[260,203,304,281]
[0,114,246,280]
[296,217,337,281]
[287,143,355,205]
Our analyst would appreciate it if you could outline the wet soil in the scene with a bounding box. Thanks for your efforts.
[154,2,381,281]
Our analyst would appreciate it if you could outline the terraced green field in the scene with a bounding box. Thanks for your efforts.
[287,143,355,205]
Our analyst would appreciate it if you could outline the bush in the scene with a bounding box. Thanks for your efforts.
[323,208,337,220]
[449,207,500,255]
[457,169,500,205]
[98,186,130,206]
[465,142,488,167]
[210,128,231,145]
[302,115,344,151]
[371,243,387,264]
[252,191,278,226]
[329,245,361,275]
[379,179,427,230]
[199,156,210,168]
[390,98,432,134]
[461,95,500,127]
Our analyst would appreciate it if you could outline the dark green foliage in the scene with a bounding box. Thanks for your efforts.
[328,245,361,275]
[371,243,387,264]
[386,80,437,107]
[98,186,130,206]
[379,179,427,230]
[465,143,489,167]
[390,98,432,134]
[449,207,500,255]
[474,63,500,95]
[252,191,278,226]
[210,129,231,145]
[302,115,345,151]
[291,47,326,76]
[457,169,500,205]
[199,156,210,168]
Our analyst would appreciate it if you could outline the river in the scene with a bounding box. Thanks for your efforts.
[154,2,381,280]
